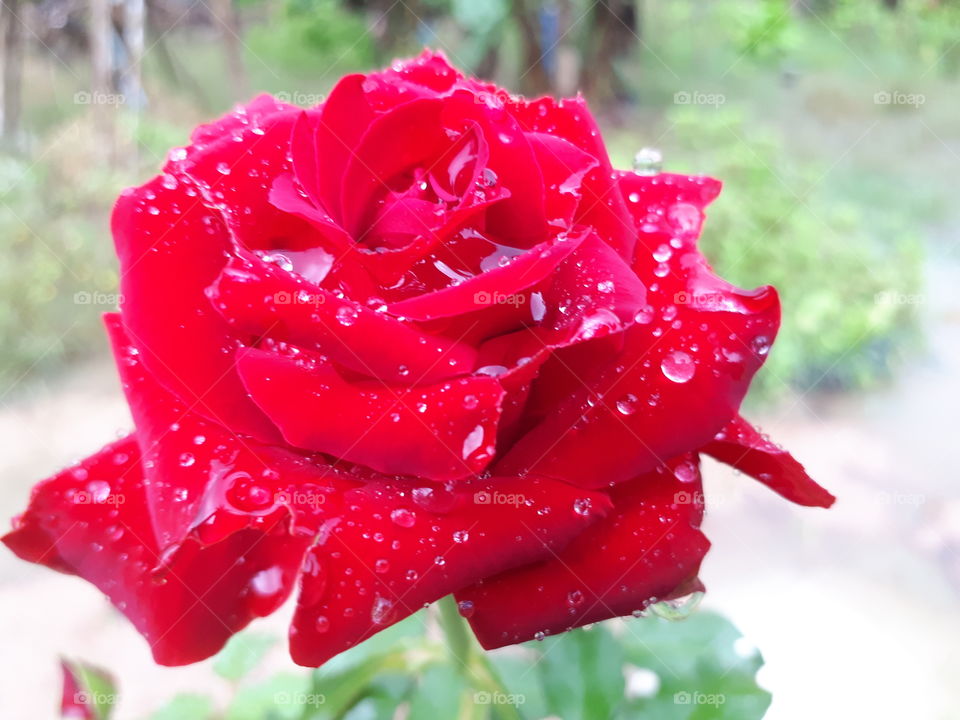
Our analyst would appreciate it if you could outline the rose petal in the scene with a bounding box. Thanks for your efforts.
[387,227,589,321]
[237,347,505,481]
[526,131,599,228]
[1,437,307,666]
[506,96,635,259]
[112,173,280,442]
[175,107,323,252]
[457,455,710,648]
[208,250,478,384]
[289,475,612,666]
[104,313,356,548]
[703,415,835,508]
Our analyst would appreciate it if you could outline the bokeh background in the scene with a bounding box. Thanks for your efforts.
[0,0,958,718]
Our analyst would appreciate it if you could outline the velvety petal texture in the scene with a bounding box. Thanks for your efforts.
[3,50,832,668]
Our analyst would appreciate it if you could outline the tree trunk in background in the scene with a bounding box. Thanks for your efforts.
[512,0,553,97]
[1,0,23,146]
[582,0,637,109]
[122,0,145,109]
[554,0,580,96]
[90,0,114,155]
[211,0,247,100]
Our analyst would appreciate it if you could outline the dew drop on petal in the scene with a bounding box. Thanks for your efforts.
[660,350,695,383]
[390,508,416,528]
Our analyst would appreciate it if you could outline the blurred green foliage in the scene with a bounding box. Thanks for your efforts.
[134,608,769,720]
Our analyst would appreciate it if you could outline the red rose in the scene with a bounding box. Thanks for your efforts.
[3,51,833,666]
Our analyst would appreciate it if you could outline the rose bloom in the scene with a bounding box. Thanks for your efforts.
[3,52,833,666]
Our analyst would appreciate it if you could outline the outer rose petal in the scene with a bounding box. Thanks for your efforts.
[237,347,505,481]
[208,250,477,384]
[505,95,635,259]
[457,455,710,648]
[703,414,836,508]
[496,171,779,488]
[104,313,357,549]
[174,106,323,252]
[112,173,280,442]
[496,279,780,488]
[289,476,612,666]
[1,437,306,665]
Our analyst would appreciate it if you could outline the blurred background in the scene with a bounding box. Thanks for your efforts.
[0,0,958,718]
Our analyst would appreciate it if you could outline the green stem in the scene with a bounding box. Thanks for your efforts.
[436,596,523,720]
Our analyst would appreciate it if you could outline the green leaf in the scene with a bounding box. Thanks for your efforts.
[529,624,626,720]
[619,612,771,720]
[149,693,214,720]
[406,664,465,720]
[61,659,118,720]
[225,672,312,720]
[213,631,277,682]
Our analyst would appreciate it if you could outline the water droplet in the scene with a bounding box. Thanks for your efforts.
[573,498,593,516]
[632,147,663,175]
[567,589,585,607]
[215,162,231,175]
[751,335,771,357]
[390,508,416,528]
[616,393,639,416]
[178,452,196,468]
[371,596,395,625]
[649,591,704,620]
[673,461,698,484]
[462,394,479,410]
[250,566,284,598]
[314,615,330,633]
[452,530,469,543]
[661,350,695,383]
[336,306,358,326]
[374,558,390,574]
[533,631,546,641]
[457,600,475,618]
